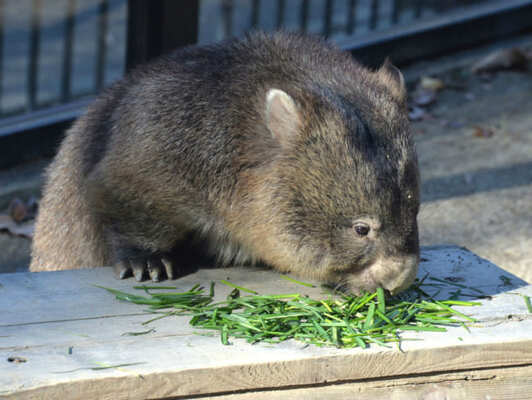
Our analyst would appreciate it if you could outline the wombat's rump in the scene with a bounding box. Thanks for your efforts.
[31,31,420,294]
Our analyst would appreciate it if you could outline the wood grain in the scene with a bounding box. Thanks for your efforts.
[199,364,532,400]
[1,246,531,399]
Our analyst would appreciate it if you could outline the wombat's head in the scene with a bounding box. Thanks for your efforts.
[259,61,419,295]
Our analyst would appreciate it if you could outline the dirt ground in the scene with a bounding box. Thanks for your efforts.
[410,42,532,284]
[1,37,531,283]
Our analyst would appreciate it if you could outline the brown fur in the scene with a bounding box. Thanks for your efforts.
[31,31,420,294]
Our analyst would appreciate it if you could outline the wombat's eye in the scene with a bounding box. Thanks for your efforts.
[354,223,370,237]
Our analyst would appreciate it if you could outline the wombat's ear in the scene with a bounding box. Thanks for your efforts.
[377,58,407,101]
[265,88,302,147]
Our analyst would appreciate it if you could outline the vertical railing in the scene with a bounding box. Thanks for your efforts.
[370,0,378,30]
[239,0,497,39]
[323,0,333,37]
[0,0,127,118]
[241,0,435,38]
[391,0,402,24]
[0,0,515,120]
[28,0,42,111]
[300,0,309,32]
[126,0,198,71]
[61,0,75,103]
[0,0,4,110]
[346,0,358,34]
[221,0,233,38]
[96,0,109,91]
[251,0,260,29]
[414,0,423,18]
[276,0,285,29]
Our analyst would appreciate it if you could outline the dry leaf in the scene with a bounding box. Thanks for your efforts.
[420,76,445,91]
[0,214,34,238]
[471,48,529,74]
[7,197,38,223]
[472,126,494,138]
[8,198,28,223]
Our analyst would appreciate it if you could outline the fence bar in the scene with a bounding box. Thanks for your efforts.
[346,0,357,34]
[391,0,400,24]
[61,0,75,102]
[126,0,199,71]
[300,0,309,32]
[96,0,109,90]
[344,0,532,68]
[28,0,42,111]
[0,0,4,112]
[414,0,423,19]
[369,0,378,30]
[323,0,333,37]
[2,0,532,171]
[276,0,285,29]
[221,0,233,38]
[250,0,260,28]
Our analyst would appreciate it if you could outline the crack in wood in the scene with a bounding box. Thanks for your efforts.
[163,363,532,399]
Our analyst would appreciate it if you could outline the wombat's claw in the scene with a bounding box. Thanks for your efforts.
[130,259,148,282]
[113,255,176,282]
[114,259,132,280]
[147,258,165,282]
[160,257,175,280]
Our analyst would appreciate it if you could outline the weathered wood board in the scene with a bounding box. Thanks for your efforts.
[1,246,531,399]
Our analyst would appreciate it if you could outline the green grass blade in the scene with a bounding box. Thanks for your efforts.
[220,280,258,294]
[524,295,532,313]
[377,287,386,314]
[280,275,316,287]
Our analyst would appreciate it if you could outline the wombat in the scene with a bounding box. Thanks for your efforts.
[30,31,420,295]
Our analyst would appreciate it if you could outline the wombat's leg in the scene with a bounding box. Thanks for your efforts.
[86,177,191,281]
[108,226,195,282]
[112,228,211,282]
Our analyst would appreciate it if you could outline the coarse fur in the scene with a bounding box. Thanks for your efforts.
[31,31,420,294]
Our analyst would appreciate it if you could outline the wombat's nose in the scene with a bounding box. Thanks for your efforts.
[379,254,419,295]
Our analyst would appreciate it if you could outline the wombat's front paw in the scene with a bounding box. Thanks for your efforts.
[113,255,176,282]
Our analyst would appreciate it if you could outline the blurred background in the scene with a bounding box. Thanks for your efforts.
[1,0,529,136]
[0,0,531,283]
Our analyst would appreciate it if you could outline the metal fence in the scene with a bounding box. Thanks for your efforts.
[0,0,126,120]
[205,0,490,41]
[1,0,532,168]
[1,0,521,120]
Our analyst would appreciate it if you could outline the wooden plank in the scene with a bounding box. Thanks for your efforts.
[4,341,532,399]
[200,365,532,400]
[1,246,531,399]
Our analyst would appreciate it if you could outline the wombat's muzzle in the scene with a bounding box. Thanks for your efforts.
[376,254,419,295]
[342,252,419,295]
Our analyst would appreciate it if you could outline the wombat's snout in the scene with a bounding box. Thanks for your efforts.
[376,254,419,295]
[342,253,419,295]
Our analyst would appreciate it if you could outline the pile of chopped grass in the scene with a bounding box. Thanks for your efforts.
[98,276,480,348]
